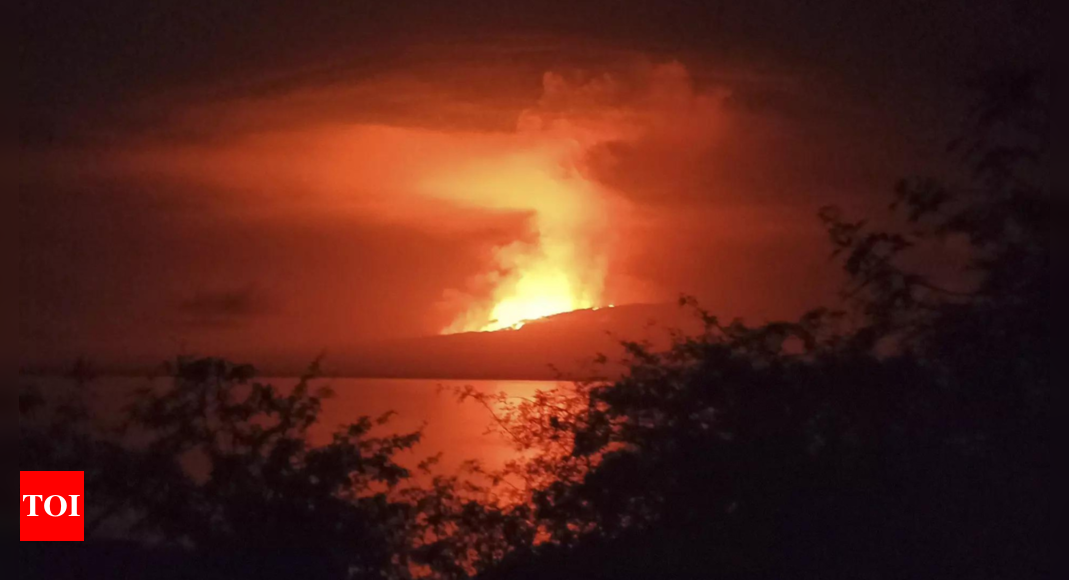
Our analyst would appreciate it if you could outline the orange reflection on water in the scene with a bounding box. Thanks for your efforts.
[303,378,553,475]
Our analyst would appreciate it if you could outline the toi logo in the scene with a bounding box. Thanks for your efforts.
[20,471,85,542]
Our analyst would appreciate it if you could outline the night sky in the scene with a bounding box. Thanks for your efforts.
[19,0,1045,372]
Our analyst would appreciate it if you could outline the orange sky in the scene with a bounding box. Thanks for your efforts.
[20,2,1042,373]
[17,54,948,372]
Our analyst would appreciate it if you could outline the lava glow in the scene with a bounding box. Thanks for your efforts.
[481,258,595,332]
[430,145,612,334]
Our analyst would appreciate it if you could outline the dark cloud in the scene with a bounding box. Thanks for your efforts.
[21,1,1043,142]
[179,287,270,328]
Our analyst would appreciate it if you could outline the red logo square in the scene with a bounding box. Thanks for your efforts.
[20,471,85,542]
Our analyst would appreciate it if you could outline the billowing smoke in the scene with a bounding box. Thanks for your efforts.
[435,61,729,332]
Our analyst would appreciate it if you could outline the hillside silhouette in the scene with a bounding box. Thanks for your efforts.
[333,303,702,380]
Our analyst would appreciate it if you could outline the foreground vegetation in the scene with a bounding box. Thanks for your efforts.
[21,70,1048,579]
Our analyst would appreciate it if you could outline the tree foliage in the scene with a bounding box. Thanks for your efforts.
[22,358,422,579]
[462,69,1050,579]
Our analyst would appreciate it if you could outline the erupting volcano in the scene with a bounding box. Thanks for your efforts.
[433,71,633,334]
[433,144,611,334]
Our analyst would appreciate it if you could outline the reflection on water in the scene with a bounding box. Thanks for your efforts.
[302,378,556,473]
[20,376,563,475]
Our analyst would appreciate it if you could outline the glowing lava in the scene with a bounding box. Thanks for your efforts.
[481,262,595,331]
[428,139,612,334]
